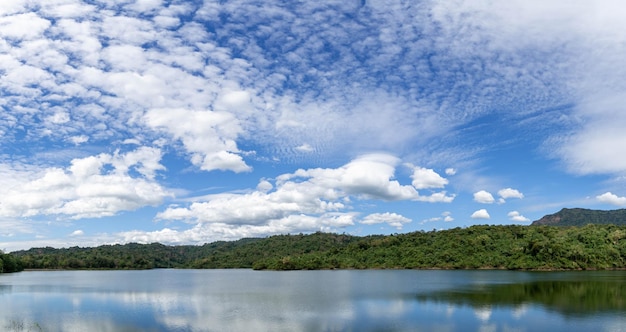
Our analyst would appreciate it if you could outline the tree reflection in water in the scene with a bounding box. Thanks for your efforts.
[416,278,626,317]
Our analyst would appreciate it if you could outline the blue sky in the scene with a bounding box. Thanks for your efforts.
[1,0,626,251]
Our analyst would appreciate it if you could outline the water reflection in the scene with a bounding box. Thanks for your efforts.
[1,270,625,332]
[416,278,626,317]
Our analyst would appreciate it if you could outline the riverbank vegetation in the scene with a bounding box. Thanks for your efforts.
[0,252,24,273]
[9,224,626,271]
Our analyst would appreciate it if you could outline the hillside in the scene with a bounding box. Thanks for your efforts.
[11,225,626,271]
[11,232,359,270]
[531,208,626,226]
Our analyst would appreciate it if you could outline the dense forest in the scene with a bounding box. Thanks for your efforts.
[10,224,626,271]
[0,252,24,273]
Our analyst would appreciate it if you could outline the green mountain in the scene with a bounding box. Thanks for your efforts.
[531,208,626,226]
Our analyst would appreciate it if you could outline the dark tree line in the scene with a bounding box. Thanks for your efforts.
[0,252,24,273]
[9,224,626,271]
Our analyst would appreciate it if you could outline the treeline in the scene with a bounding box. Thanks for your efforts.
[253,224,626,270]
[14,240,259,270]
[12,233,358,270]
[0,252,24,273]
[10,224,626,271]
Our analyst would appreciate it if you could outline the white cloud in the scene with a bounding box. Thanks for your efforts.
[596,192,626,206]
[69,135,89,145]
[507,211,530,222]
[118,214,357,246]
[445,168,457,176]
[70,230,84,237]
[144,108,251,173]
[421,211,454,224]
[0,12,50,40]
[361,212,412,230]
[498,188,524,200]
[497,188,524,204]
[442,211,454,222]
[0,147,171,220]
[256,179,273,193]
[471,209,490,219]
[473,190,495,204]
[557,106,626,175]
[156,154,452,234]
[410,166,449,189]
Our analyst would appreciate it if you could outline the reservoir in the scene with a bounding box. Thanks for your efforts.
[1,269,625,331]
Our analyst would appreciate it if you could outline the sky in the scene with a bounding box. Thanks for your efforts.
[1,0,626,252]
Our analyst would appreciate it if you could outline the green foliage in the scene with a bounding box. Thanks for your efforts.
[10,225,626,271]
[13,243,199,270]
[0,251,24,273]
[253,225,626,271]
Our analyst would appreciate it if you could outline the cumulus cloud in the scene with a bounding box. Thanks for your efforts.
[409,166,449,190]
[156,154,452,235]
[596,192,626,206]
[471,209,491,219]
[0,147,171,220]
[361,212,412,230]
[118,214,356,246]
[498,188,524,203]
[507,211,530,222]
[70,230,84,237]
[498,188,524,199]
[473,190,495,204]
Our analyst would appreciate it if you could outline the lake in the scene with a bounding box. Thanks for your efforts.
[0,269,625,331]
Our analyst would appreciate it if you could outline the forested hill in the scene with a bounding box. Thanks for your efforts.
[12,233,359,270]
[10,224,626,271]
[531,208,626,226]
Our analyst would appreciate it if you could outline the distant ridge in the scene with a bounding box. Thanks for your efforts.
[531,208,626,226]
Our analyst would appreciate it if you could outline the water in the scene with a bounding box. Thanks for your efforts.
[1,269,625,331]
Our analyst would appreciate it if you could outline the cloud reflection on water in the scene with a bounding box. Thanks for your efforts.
[1,270,625,331]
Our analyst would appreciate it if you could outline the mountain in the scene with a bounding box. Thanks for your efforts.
[531,208,626,226]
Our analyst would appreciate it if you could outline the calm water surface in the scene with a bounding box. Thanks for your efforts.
[1,269,625,331]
